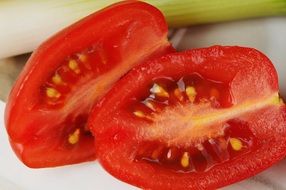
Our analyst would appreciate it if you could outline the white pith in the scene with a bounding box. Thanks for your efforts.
[139,93,281,147]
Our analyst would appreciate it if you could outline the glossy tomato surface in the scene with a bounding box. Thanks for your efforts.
[89,46,286,189]
[5,1,172,168]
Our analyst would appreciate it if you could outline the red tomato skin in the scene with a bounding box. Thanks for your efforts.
[5,1,172,168]
[89,46,286,189]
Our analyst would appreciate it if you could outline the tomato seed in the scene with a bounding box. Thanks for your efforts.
[186,86,197,102]
[151,83,169,98]
[229,138,243,151]
[174,88,184,102]
[131,75,254,172]
[41,46,104,107]
[52,73,63,85]
[133,110,152,120]
[132,74,232,122]
[180,152,190,168]
[135,120,254,173]
[166,147,179,161]
[144,100,156,111]
[68,128,80,145]
[46,87,61,99]
[68,59,81,74]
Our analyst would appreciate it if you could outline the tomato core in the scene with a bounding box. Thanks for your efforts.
[128,74,254,172]
[135,119,254,173]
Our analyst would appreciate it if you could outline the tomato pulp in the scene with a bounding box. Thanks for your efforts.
[5,1,172,168]
[89,46,286,189]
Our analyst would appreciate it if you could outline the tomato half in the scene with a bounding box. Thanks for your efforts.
[89,46,286,189]
[5,1,172,168]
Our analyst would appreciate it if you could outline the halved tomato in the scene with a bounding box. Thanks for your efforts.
[89,46,286,189]
[5,1,172,168]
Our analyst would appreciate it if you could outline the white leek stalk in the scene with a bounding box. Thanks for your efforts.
[0,0,118,59]
[0,0,285,59]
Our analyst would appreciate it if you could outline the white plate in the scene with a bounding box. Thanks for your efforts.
[1,17,286,190]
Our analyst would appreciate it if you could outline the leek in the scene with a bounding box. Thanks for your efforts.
[0,0,285,59]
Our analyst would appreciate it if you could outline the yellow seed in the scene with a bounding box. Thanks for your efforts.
[68,60,78,70]
[52,73,63,85]
[174,88,184,101]
[133,110,153,120]
[133,110,145,118]
[68,129,80,145]
[145,101,155,111]
[181,152,190,168]
[151,84,169,98]
[68,59,80,74]
[78,54,87,62]
[186,86,197,102]
[46,88,61,98]
[230,138,243,151]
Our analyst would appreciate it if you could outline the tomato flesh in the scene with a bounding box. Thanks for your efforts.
[89,46,286,190]
[135,119,255,173]
[5,1,172,168]
[130,74,254,173]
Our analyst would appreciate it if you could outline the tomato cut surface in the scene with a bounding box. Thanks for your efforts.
[5,1,172,168]
[89,46,286,190]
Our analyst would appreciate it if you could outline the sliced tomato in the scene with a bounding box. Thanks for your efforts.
[89,46,286,189]
[5,1,172,168]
